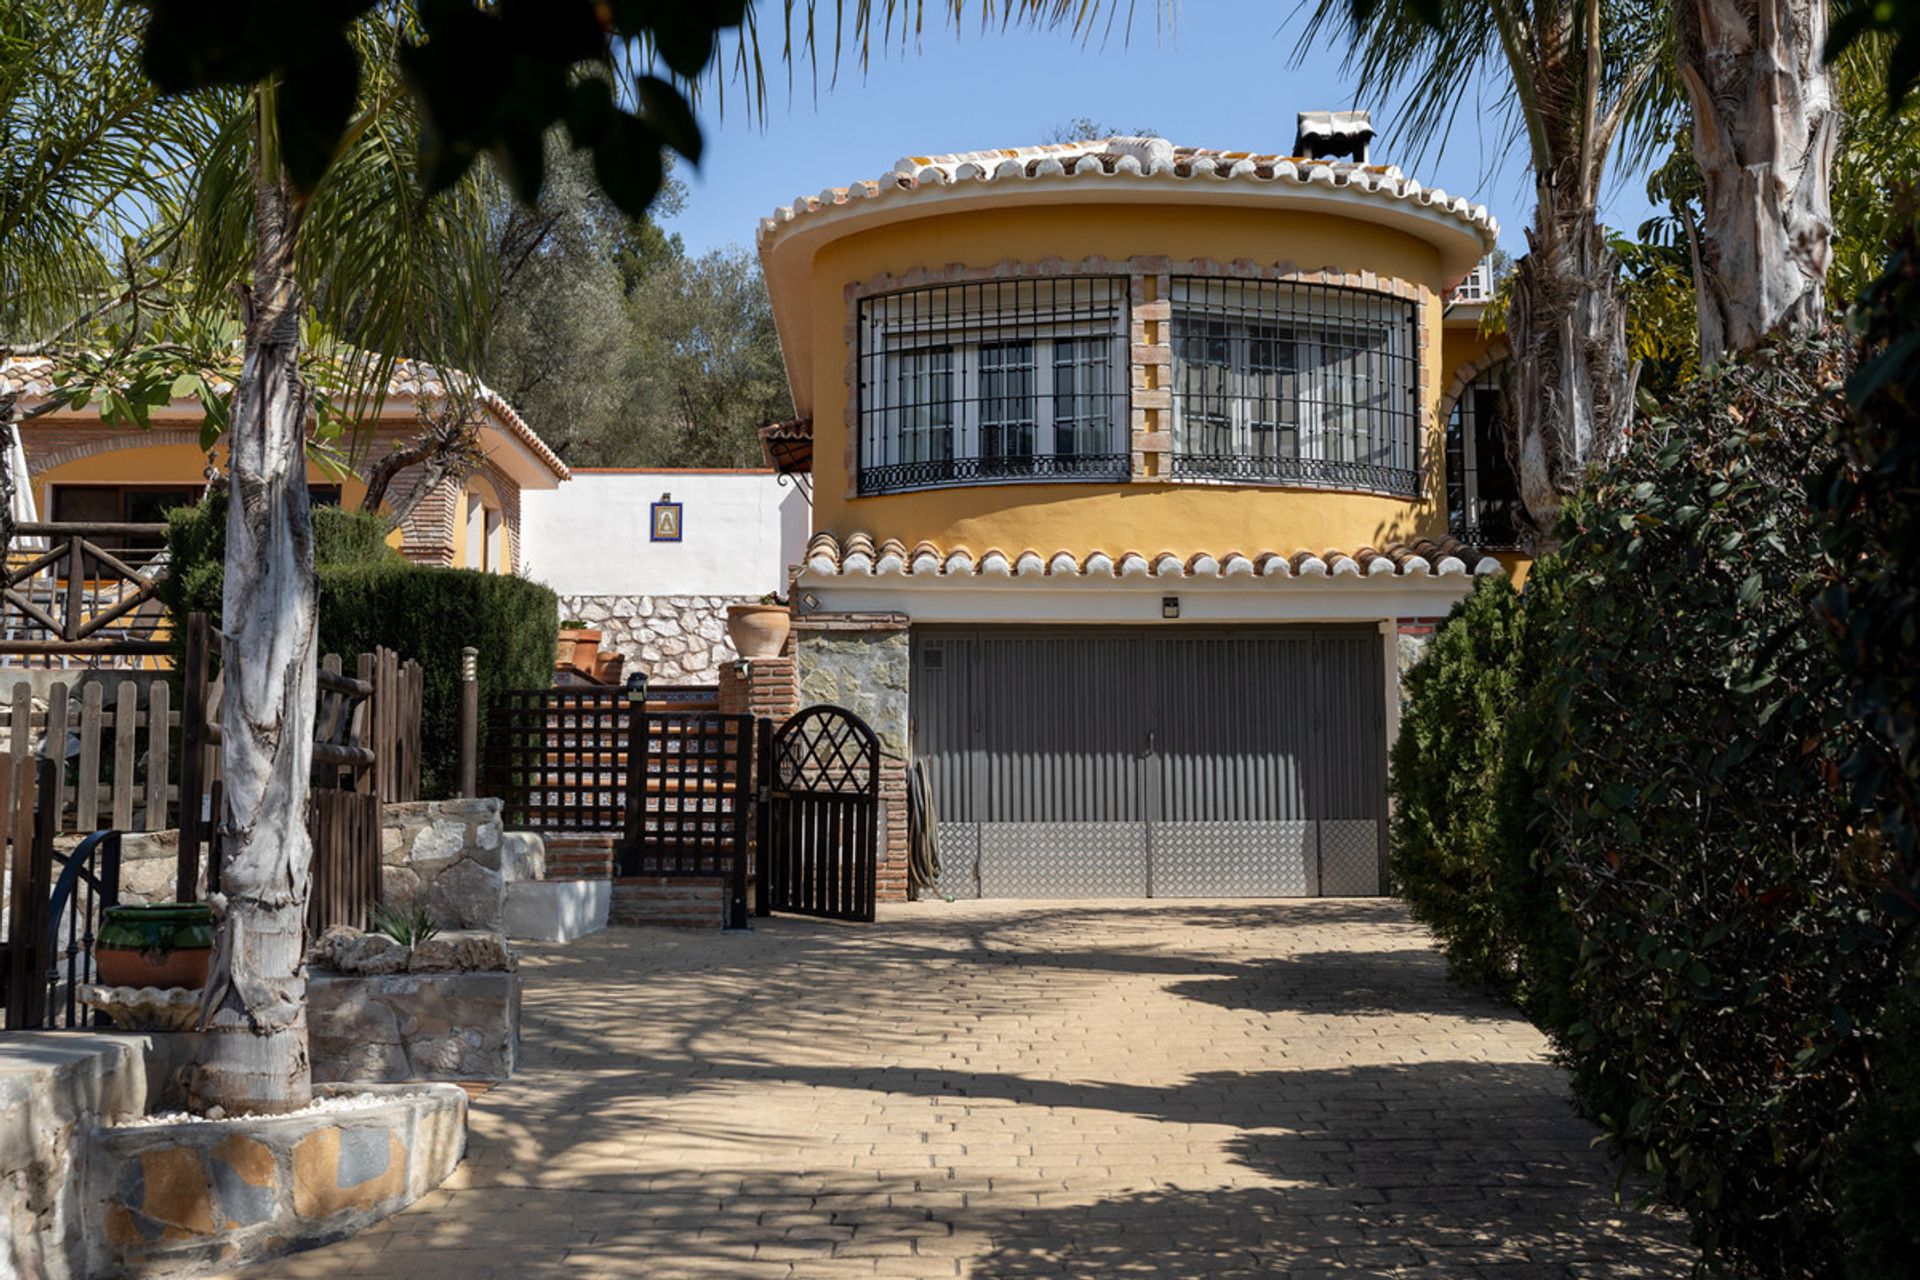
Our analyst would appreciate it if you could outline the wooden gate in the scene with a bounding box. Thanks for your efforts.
[757,705,880,923]
[621,708,755,929]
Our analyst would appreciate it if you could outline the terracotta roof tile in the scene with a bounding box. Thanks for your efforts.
[801,531,1502,581]
[0,355,569,481]
[760,136,1498,252]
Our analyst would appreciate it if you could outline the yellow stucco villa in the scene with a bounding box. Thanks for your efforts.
[756,128,1520,901]
[2,358,569,578]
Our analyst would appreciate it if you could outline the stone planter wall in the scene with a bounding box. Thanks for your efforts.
[2,1033,149,1280]
[89,1083,466,1279]
[557,593,756,684]
[380,798,543,932]
[310,970,520,1084]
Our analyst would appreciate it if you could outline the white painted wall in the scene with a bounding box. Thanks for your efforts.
[519,469,809,597]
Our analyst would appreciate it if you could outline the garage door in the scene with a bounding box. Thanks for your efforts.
[910,626,1387,898]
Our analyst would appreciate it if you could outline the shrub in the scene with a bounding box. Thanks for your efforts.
[1836,976,1920,1278]
[316,564,556,799]
[160,496,557,799]
[1542,331,1898,1276]
[160,494,403,627]
[1389,577,1528,992]
[1390,561,1586,1033]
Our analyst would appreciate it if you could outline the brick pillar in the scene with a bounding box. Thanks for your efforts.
[876,757,909,902]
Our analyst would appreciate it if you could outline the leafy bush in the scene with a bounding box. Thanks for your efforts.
[1390,561,1586,1035]
[1819,213,1920,1280]
[1816,213,1920,922]
[316,563,556,799]
[1836,978,1920,1278]
[1389,577,1528,992]
[160,495,557,799]
[1542,331,1898,1276]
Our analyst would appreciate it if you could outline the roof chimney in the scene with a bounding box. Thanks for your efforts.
[1293,111,1374,163]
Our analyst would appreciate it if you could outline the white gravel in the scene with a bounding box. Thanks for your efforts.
[114,1089,445,1129]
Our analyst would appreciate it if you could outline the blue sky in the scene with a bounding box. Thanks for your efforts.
[663,1,1664,260]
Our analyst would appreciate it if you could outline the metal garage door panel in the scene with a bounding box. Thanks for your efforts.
[933,822,980,899]
[1151,632,1316,823]
[1150,821,1318,896]
[1318,819,1381,895]
[978,822,1150,898]
[974,633,1148,822]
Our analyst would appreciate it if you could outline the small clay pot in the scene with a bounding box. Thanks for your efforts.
[94,903,214,989]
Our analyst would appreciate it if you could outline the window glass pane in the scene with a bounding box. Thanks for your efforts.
[980,341,1036,469]
[1052,337,1114,457]
[1172,312,1234,457]
[897,346,954,464]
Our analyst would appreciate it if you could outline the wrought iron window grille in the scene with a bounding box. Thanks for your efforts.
[857,277,1132,495]
[1168,277,1420,497]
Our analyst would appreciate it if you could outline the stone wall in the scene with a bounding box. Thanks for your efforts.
[557,593,754,684]
[1395,617,1445,717]
[2,1033,148,1280]
[380,798,542,932]
[791,619,912,902]
[310,971,520,1084]
[88,1083,466,1279]
[793,620,910,758]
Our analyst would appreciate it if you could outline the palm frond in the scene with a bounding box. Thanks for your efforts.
[1290,0,1676,193]
[0,0,216,343]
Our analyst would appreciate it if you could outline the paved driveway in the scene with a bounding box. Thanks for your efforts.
[239,901,1691,1278]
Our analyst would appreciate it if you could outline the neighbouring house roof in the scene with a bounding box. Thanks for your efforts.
[758,418,813,474]
[800,530,1503,582]
[0,355,570,487]
[757,135,1500,418]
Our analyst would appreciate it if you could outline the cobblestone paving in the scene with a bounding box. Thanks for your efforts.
[236,900,1693,1278]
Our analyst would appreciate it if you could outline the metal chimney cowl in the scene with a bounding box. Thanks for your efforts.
[1293,110,1374,164]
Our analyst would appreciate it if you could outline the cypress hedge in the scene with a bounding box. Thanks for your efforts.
[160,497,557,799]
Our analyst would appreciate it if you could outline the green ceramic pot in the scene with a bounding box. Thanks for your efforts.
[95,903,215,989]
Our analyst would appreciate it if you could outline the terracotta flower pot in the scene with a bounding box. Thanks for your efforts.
[556,627,602,672]
[94,903,214,990]
[726,604,791,659]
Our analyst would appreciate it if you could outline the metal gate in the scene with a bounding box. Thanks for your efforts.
[756,705,880,922]
[912,626,1388,898]
[620,709,755,929]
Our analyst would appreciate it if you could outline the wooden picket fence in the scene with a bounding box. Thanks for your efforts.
[0,678,177,833]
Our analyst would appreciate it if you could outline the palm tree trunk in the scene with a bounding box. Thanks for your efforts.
[1679,0,1837,359]
[192,149,318,1116]
[1505,181,1638,540]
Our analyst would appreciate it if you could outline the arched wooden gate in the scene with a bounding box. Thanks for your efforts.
[756,705,880,923]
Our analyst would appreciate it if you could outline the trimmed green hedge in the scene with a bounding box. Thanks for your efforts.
[316,564,556,798]
[1389,577,1529,993]
[160,496,557,799]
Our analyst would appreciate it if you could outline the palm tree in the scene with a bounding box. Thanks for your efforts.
[155,12,495,1116]
[130,0,1131,1113]
[1296,0,1677,540]
[1676,1,1836,359]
